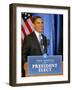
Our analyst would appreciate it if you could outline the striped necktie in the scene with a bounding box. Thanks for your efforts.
[39,34,44,54]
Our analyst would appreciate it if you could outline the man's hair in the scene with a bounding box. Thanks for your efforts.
[33,16,42,23]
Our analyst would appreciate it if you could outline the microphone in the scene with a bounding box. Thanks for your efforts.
[39,34,50,55]
[42,37,50,55]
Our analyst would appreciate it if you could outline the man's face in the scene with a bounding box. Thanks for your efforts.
[33,18,43,33]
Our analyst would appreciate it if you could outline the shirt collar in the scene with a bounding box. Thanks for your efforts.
[34,30,41,36]
[34,30,42,42]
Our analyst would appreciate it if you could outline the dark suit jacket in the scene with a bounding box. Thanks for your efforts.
[22,31,48,77]
[22,32,48,63]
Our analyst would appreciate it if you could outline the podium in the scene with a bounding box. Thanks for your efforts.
[24,55,62,77]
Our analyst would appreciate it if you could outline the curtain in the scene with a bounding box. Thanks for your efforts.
[32,13,63,55]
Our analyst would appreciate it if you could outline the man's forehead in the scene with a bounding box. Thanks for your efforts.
[35,18,43,22]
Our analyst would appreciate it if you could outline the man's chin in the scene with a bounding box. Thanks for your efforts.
[36,30,43,33]
[38,29,42,32]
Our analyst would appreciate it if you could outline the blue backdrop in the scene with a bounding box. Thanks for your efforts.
[32,13,63,55]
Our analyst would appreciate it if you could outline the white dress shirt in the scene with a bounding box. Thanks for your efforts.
[34,30,45,54]
[34,30,42,43]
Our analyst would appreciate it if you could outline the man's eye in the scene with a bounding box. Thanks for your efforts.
[37,22,43,24]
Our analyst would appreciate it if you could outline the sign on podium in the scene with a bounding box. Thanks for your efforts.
[24,55,63,77]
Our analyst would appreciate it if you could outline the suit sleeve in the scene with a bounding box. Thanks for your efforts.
[22,36,30,63]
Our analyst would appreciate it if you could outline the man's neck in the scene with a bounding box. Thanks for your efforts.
[34,30,41,35]
[34,30,42,43]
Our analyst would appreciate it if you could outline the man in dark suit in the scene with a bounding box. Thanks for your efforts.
[22,16,48,77]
